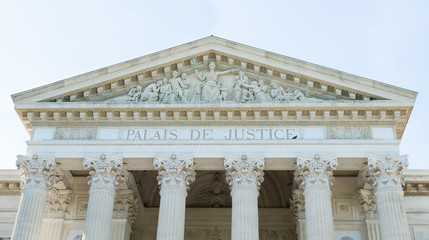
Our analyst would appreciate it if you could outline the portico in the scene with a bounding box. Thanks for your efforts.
[7,36,427,240]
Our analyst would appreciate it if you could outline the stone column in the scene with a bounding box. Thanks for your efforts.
[38,188,72,240]
[367,154,411,240]
[82,154,125,240]
[12,154,58,240]
[224,154,265,240]
[154,154,196,240]
[358,189,381,240]
[295,154,337,240]
[290,189,306,240]
[111,190,138,240]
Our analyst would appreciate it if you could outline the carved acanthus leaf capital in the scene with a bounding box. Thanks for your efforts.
[45,188,72,218]
[367,154,408,191]
[295,154,338,190]
[16,154,60,191]
[358,189,378,220]
[290,189,305,220]
[113,190,138,226]
[83,154,126,192]
[224,154,265,191]
[154,154,196,191]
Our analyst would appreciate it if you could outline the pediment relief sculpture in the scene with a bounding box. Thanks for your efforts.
[120,61,315,104]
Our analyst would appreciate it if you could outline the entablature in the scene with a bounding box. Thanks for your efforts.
[16,100,413,139]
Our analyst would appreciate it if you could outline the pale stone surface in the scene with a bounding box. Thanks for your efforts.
[12,154,59,240]
[367,154,411,240]
[224,154,264,240]
[359,189,381,240]
[4,37,429,240]
[295,154,337,240]
[290,189,306,240]
[154,154,196,240]
[82,154,125,240]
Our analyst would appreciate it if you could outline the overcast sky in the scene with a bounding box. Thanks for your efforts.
[1,1,428,169]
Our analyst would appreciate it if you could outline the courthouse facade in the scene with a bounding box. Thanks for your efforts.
[2,36,429,240]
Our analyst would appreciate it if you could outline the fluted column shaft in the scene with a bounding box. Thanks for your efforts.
[82,154,125,240]
[154,154,195,240]
[225,154,265,240]
[84,188,116,240]
[12,154,57,240]
[304,188,334,239]
[156,188,187,240]
[12,187,48,240]
[38,218,63,240]
[295,154,337,240]
[368,154,411,240]
[376,189,410,240]
[230,188,259,240]
[366,220,381,240]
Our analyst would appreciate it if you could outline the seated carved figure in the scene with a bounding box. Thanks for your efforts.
[286,88,305,101]
[128,85,143,102]
[233,71,249,102]
[241,88,255,102]
[159,78,172,102]
[141,80,161,102]
[270,82,287,101]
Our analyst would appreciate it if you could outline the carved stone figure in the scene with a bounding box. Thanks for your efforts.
[250,80,270,102]
[233,70,249,101]
[287,88,306,101]
[219,87,228,101]
[169,71,185,102]
[195,61,237,102]
[259,79,272,101]
[121,68,318,103]
[128,86,142,102]
[181,73,190,101]
[141,80,161,102]
[242,88,254,102]
[270,82,287,101]
[159,78,172,102]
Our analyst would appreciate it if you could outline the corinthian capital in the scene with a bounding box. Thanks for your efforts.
[295,154,337,190]
[154,154,196,191]
[45,188,72,218]
[83,154,126,191]
[367,154,408,191]
[113,190,138,226]
[358,189,378,220]
[224,154,265,191]
[16,154,59,191]
[290,189,305,220]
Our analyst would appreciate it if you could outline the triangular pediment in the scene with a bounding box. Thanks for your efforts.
[11,36,417,105]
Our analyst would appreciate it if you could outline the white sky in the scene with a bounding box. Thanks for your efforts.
[0,1,428,169]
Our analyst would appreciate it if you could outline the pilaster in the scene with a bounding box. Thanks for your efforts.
[224,154,265,240]
[358,189,381,240]
[111,190,138,240]
[82,154,125,240]
[295,154,337,240]
[367,154,411,240]
[12,154,59,240]
[38,188,72,240]
[290,189,306,240]
[154,154,196,240]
